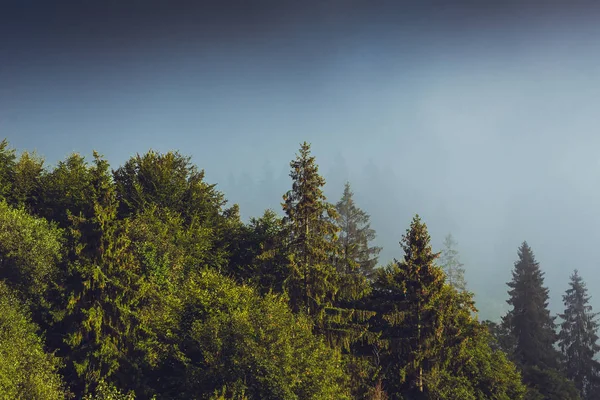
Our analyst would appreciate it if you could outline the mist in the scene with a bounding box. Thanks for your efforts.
[3,1,600,320]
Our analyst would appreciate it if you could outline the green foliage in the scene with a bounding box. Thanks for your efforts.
[113,150,237,269]
[438,234,467,292]
[12,150,45,210]
[36,152,103,228]
[0,140,532,400]
[521,366,580,400]
[503,242,576,399]
[282,142,340,315]
[60,157,148,393]
[0,138,16,201]
[82,380,137,400]
[558,270,600,399]
[505,242,561,370]
[173,270,352,400]
[0,200,63,321]
[227,209,289,294]
[366,215,446,397]
[0,281,67,400]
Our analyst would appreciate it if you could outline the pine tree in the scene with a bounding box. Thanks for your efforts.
[558,270,600,399]
[335,181,382,280]
[282,142,339,316]
[439,233,467,292]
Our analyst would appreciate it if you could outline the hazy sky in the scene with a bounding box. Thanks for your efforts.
[3,1,600,319]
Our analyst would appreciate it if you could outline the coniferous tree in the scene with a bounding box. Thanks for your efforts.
[60,153,148,394]
[504,241,576,399]
[0,139,16,201]
[335,181,382,280]
[370,215,446,397]
[439,233,467,292]
[12,150,45,211]
[282,142,339,316]
[505,242,559,369]
[113,150,239,270]
[558,270,600,399]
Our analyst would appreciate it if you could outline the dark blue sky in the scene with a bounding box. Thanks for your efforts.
[3,1,600,319]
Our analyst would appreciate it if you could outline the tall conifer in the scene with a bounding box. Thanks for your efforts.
[282,142,339,315]
[371,215,445,397]
[335,181,382,280]
[559,270,600,399]
[504,242,577,399]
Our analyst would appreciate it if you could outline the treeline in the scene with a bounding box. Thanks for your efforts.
[0,138,597,399]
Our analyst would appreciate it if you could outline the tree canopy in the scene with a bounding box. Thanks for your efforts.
[2,137,580,399]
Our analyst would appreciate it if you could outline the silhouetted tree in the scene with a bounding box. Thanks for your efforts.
[559,270,600,399]
[504,241,577,399]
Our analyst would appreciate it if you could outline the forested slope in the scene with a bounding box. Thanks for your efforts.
[0,138,597,399]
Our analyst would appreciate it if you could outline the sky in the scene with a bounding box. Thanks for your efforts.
[2,0,600,319]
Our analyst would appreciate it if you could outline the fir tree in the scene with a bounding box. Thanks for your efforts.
[505,241,559,369]
[335,181,382,280]
[439,233,467,292]
[282,142,339,316]
[504,241,575,399]
[558,270,600,399]
[371,215,446,397]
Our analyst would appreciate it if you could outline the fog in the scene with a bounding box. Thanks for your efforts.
[3,1,600,319]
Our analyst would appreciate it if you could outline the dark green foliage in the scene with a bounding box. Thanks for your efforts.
[282,142,340,315]
[0,138,532,399]
[13,151,45,210]
[505,242,561,370]
[227,209,289,294]
[83,380,137,400]
[483,318,516,355]
[366,216,446,397]
[62,169,147,393]
[438,234,467,292]
[558,270,600,399]
[361,217,527,399]
[0,138,16,201]
[0,200,63,325]
[35,152,103,228]
[113,150,238,269]
[521,366,580,400]
[0,281,67,399]
[503,242,577,399]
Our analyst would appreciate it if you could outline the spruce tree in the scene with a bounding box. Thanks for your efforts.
[282,142,339,316]
[335,181,382,280]
[505,241,559,369]
[504,241,576,399]
[370,215,446,397]
[439,233,467,292]
[558,270,600,399]
[60,153,147,394]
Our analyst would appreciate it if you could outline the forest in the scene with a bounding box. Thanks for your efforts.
[0,137,599,400]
